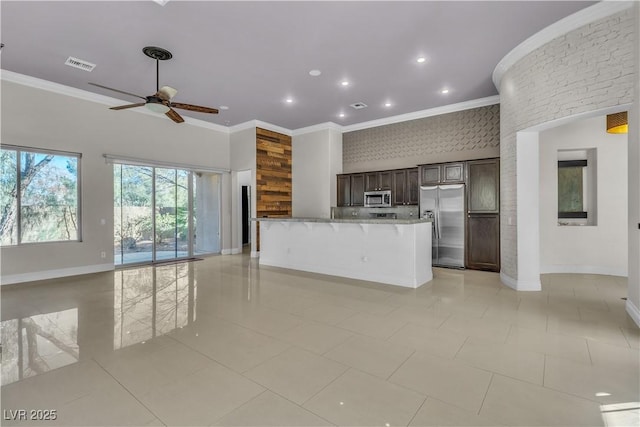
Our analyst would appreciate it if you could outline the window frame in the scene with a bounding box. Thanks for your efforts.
[557,159,588,219]
[1,144,82,246]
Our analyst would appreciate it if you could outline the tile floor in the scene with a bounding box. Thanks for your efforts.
[1,254,639,426]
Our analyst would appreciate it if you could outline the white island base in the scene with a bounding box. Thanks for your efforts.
[256,218,432,288]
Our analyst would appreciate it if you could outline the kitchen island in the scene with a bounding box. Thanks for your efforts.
[254,218,432,288]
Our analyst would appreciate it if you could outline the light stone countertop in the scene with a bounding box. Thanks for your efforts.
[252,217,431,225]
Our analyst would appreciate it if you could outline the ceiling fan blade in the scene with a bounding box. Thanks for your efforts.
[165,108,185,123]
[110,102,146,111]
[88,82,146,100]
[170,102,219,114]
[158,86,178,100]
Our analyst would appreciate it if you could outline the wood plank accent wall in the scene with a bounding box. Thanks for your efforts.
[256,127,292,250]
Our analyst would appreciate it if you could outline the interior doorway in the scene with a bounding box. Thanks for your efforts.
[242,185,250,246]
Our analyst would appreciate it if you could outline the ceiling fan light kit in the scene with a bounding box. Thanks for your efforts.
[89,46,218,123]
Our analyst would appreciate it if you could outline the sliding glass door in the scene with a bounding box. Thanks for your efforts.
[114,164,220,266]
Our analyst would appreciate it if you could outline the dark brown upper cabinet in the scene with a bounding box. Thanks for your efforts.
[337,173,365,207]
[365,171,392,192]
[337,174,351,207]
[391,168,419,206]
[350,174,365,206]
[419,162,465,185]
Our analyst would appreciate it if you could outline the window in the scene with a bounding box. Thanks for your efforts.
[1,145,81,245]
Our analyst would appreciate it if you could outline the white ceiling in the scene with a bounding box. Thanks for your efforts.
[0,1,595,130]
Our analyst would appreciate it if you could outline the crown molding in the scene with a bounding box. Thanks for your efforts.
[292,122,342,137]
[4,69,500,136]
[1,69,230,133]
[492,0,634,90]
[341,96,500,133]
[229,120,293,136]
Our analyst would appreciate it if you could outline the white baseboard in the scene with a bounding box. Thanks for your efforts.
[250,251,260,258]
[626,299,640,328]
[1,263,114,286]
[221,249,232,255]
[500,271,542,291]
[231,248,243,255]
[540,264,628,277]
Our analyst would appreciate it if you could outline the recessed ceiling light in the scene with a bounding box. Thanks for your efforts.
[417,56,426,63]
[441,88,450,94]
[153,0,170,5]
[384,102,392,107]
[285,98,293,103]
[309,69,321,77]
[341,81,350,87]
[339,113,345,118]
[219,105,229,110]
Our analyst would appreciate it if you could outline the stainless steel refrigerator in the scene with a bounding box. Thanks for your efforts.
[420,184,465,268]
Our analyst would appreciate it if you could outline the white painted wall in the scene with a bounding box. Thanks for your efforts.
[539,116,628,276]
[498,5,634,287]
[292,128,342,218]
[627,2,640,325]
[230,127,257,254]
[1,80,231,283]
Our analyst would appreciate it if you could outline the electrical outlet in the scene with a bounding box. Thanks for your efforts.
[100,251,106,259]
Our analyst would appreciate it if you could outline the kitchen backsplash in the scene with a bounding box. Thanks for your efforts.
[332,205,419,220]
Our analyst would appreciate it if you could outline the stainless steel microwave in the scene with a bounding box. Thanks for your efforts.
[364,190,392,207]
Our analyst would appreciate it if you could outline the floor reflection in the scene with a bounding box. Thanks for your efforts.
[1,262,198,386]
[114,263,196,350]
[1,309,79,385]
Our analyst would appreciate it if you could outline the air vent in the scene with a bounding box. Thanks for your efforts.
[64,57,96,72]
[350,102,368,110]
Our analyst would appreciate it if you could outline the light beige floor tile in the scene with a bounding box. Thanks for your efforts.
[409,398,505,426]
[212,390,333,426]
[1,360,116,410]
[386,304,451,329]
[547,315,630,347]
[277,320,354,354]
[139,363,264,426]
[386,322,467,359]
[97,340,215,396]
[622,327,640,349]
[304,369,425,427]
[142,418,166,426]
[431,295,489,318]
[506,325,591,364]
[544,354,640,405]
[480,374,604,426]
[316,294,398,316]
[455,337,545,385]
[483,304,548,330]
[439,314,511,344]
[244,347,348,405]
[389,351,492,412]
[168,319,290,373]
[324,335,414,379]
[587,339,640,371]
[337,312,406,339]
[288,301,359,325]
[51,380,157,426]
[222,306,305,337]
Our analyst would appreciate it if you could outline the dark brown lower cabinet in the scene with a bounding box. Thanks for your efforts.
[466,214,500,271]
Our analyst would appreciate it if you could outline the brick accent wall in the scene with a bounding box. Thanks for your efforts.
[499,9,635,280]
[343,105,500,173]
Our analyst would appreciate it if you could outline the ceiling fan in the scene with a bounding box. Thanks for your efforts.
[89,46,218,123]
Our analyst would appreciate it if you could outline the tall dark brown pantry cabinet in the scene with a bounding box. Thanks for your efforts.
[466,159,500,271]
